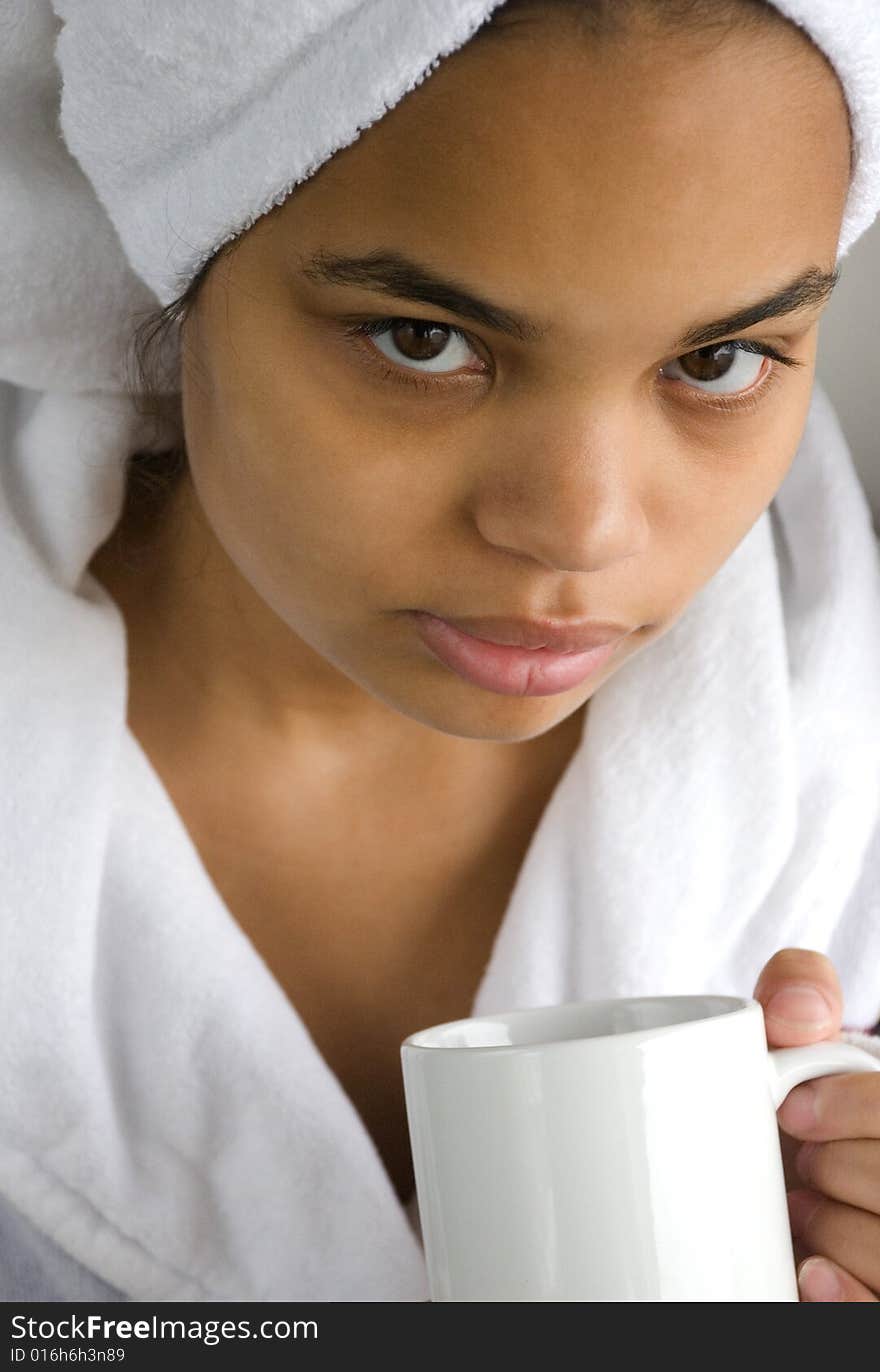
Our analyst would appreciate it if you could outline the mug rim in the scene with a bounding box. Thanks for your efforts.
[401,993,756,1054]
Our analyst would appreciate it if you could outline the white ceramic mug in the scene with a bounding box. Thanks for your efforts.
[400,995,880,1301]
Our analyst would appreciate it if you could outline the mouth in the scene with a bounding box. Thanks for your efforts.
[435,612,633,654]
[408,611,633,698]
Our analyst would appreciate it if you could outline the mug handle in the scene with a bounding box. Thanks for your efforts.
[767,1041,880,1109]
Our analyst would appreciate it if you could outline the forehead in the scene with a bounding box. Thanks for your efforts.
[270,14,851,349]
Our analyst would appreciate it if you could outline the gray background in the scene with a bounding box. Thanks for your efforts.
[817,216,880,531]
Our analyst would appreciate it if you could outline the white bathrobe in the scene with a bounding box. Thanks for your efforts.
[1,370,879,1303]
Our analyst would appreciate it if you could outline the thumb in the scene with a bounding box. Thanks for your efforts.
[752,947,842,1048]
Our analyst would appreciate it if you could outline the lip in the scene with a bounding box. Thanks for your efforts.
[436,614,633,654]
[409,611,633,698]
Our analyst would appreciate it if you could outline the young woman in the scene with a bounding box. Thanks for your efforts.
[1,0,879,1302]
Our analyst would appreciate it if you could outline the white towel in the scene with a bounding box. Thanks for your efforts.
[1,0,880,1302]
[0,2,158,393]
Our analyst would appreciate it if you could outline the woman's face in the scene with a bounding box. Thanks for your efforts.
[176,5,851,744]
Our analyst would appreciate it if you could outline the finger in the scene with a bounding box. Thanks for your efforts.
[797,1256,879,1302]
[787,1187,880,1295]
[754,948,842,1048]
[794,1138,880,1215]
[781,1134,821,1263]
[779,1123,803,1191]
[777,1070,880,1141]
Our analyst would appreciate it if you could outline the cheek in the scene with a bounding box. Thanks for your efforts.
[724,390,816,517]
[691,370,813,501]
[184,374,443,611]
[648,392,813,605]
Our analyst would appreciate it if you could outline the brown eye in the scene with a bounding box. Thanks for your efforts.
[677,342,739,382]
[354,316,482,376]
[386,319,453,362]
[661,339,768,397]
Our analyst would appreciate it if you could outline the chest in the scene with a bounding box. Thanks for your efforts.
[140,716,585,1209]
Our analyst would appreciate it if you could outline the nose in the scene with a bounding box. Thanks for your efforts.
[470,401,650,574]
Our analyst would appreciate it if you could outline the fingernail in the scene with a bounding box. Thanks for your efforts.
[787,1187,822,1236]
[798,1257,842,1302]
[779,1081,819,1133]
[765,985,833,1030]
[795,1141,819,1182]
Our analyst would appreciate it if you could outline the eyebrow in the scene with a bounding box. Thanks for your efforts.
[300,247,840,352]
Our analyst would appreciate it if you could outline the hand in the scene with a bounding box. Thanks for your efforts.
[754,948,880,1302]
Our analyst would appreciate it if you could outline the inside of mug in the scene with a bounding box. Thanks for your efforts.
[405,995,747,1049]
